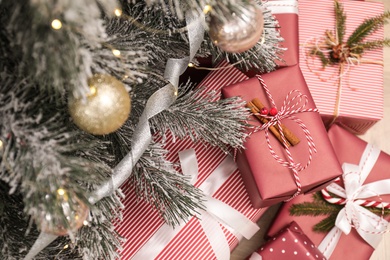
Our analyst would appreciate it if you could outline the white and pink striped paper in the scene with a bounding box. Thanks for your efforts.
[299,0,384,134]
[115,61,267,259]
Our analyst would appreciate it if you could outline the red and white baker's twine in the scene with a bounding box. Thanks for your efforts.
[255,75,318,200]
[321,145,390,236]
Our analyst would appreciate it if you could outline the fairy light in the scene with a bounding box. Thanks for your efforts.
[188,62,195,68]
[57,188,66,196]
[83,220,89,226]
[0,140,3,149]
[112,49,121,57]
[63,244,69,249]
[114,8,122,17]
[89,86,97,96]
[51,19,62,30]
[203,4,212,14]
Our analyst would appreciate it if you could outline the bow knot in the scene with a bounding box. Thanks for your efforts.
[319,144,390,258]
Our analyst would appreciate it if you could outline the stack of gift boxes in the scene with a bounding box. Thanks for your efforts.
[116,0,389,259]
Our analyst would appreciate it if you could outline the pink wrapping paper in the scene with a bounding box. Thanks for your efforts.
[267,124,390,259]
[221,65,342,208]
[250,221,326,260]
[299,0,384,134]
[116,61,269,259]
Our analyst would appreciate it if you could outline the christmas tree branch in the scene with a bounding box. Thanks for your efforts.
[131,141,205,227]
[151,83,250,153]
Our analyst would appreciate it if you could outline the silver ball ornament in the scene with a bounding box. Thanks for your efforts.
[69,74,131,135]
[208,2,264,53]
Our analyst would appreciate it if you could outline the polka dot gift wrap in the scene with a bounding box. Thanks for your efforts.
[249,221,326,260]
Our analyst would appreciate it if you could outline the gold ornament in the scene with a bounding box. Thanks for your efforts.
[69,74,131,135]
[39,189,89,236]
[208,2,264,53]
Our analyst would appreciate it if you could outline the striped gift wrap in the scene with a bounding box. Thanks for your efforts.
[115,61,268,259]
[299,0,384,134]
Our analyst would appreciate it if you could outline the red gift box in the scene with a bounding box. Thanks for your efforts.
[265,0,299,68]
[267,124,390,259]
[221,65,342,208]
[299,0,384,134]
[249,221,326,260]
[116,61,270,259]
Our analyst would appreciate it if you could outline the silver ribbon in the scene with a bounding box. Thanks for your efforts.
[24,11,205,260]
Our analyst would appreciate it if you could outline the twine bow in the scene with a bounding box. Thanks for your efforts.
[255,75,318,200]
[318,144,390,258]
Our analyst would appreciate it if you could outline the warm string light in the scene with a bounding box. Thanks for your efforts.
[203,4,212,14]
[51,19,62,30]
[112,49,121,57]
[114,8,122,17]
[0,139,3,150]
[57,188,66,196]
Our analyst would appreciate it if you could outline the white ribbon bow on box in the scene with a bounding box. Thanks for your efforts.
[318,144,390,259]
[133,148,260,260]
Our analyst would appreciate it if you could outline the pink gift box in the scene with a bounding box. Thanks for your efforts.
[115,61,270,259]
[299,0,384,134]
[267,124,390,259]
[249,221,326,260]
[221,65,342,208]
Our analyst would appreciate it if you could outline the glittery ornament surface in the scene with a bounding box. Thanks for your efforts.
[39,190,89,236]
[208,2,264,53]
[68,74,131,135]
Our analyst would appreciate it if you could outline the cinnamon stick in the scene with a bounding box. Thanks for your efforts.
[252,98,300,146]
[246,101,291,147]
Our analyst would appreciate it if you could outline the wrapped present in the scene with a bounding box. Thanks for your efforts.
[116,61,272,259]
[221,65,342,208]
[265,0,299,68]
[249,221,326,260]
[299,0,385,134]
[267,124,390,259]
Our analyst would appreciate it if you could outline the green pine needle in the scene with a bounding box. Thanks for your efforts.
[313,213,338,233]
[351,39,390,54]
[334,0,347,43]
[310,48,330,68]
[347,11,390,46]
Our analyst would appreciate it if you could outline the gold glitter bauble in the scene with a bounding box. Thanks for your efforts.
[39,189,89,236]
[208,2,264,53]
[69,74,131,135]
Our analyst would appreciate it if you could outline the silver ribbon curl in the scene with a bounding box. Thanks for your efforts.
[24,11,205,260]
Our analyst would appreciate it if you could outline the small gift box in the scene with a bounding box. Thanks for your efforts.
[265,0,299,68]
[249,221,326,260]
[116,61,271,259]
[267,124,390,259]
[221,65,342,208]
[299,0,385,134]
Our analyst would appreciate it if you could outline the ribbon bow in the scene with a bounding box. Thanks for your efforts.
[318,144,390,258]
[132,149,260,259]
[255,75,318,199]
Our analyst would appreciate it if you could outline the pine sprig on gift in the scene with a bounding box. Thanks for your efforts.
[351,39,390,54]
[334,0,346,43]
[289,192,390,233]
[309,0,390,68]
[347,11,390,46]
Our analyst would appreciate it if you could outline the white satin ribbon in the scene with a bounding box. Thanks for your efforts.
[318,144,390,258]
[249,251,263,260]
[132,149,260,259]
[264,0,299,15]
